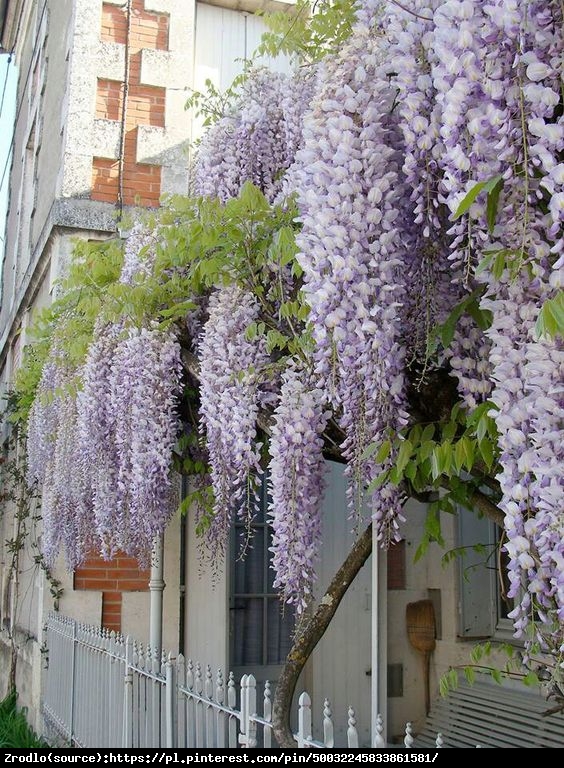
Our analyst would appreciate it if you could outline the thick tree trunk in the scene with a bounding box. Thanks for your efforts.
[271,523,373,748]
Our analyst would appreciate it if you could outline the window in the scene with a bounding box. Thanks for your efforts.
[457,509,521,642]
[230,478,295,669]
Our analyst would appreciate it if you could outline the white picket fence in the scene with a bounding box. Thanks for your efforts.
[42,612,441,749]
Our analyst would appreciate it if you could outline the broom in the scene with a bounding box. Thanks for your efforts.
[406,599,436,715]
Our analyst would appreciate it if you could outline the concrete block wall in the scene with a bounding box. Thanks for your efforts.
[62,0,194,205]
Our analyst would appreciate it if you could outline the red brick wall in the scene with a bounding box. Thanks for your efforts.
[101,3,128,45]
[74,553,150,632]
[101,1,169,50]
[93,0,169,208]
[387,539,406,590]
[96,79,123,121]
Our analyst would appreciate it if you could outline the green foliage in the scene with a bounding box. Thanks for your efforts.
[452,174,504,230]
[535,290,564,340]
[366,399,499,520]
[429,288,492,354]
[440,641,542,698]
[11,185,311,431]
[0,692,49,748]
[9,237,125,424]
[255,0,357,64]
[185,73,248,131]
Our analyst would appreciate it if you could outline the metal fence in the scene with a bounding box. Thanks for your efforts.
[42,612,444,749]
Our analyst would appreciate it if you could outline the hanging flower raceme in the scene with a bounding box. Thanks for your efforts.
[119,222,157,285]
[26,224,184,568]
[481,265,564,658]
[385,0,464,366]
[41,381,96,569]
[268,365,330,612]
[192,68,315,203]
[107,325,182,564]
[27,356,65,488]
[76,321,122,558]
[26,344,96,568]
[289,10,410,542]
[197,285,269,554]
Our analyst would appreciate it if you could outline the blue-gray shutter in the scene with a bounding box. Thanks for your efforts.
[457,510,496,638]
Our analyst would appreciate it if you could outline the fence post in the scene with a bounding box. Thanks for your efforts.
[246,675,257,748]
[123,637,133,748]
[297,692,312,748]
[347,707,359,748]
[228,672,237,748]
[239,675,247,746]
[166,653,176,748]
[373,714,385,747]
[238,675,257,748]
[323,699,334,748]
[263,681,272,749]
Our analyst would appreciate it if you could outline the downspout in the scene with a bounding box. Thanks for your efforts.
[116,0,132,228]
[178,477,188,654]
[149,533,165,657]
[371,528,388,746]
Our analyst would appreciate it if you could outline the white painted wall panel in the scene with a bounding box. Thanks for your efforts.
[192,3,292,142]
[312,461,373,747]
[185,506,229,674]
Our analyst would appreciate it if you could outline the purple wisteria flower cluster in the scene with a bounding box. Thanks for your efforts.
[197,285,269,553]
[289,9,412,542]
[27,244,182,567]
[268,365,330,612]
[418,0,563,653]
[29,361,96,569]
[192,68,316,203]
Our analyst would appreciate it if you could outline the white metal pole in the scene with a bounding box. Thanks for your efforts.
[371,527,388,746]
[149,534,165,656]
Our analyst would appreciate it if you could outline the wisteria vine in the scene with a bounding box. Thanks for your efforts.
[20,0,563,683]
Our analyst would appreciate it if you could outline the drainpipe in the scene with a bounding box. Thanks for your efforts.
[371,528,388,746]
[149,533,165,657]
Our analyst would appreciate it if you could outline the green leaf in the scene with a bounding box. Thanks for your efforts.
[442,421,457,442]
[523,671,539,687]
[454,439,467,473]
[414,540,429,564]
[439,675,450,697]
[490,668,503,685]
[366,470,390,494]
[421,424,435,443]
[396,439,413,475]
[416,440,433,468]
[486,176,504,233]
[452,175,503,220]
[479,438,494,470]
[492,250,506,280]
[366,439,391,464]
[470,644,484,664]
[464,666,476,685]
[535,290,564,340]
